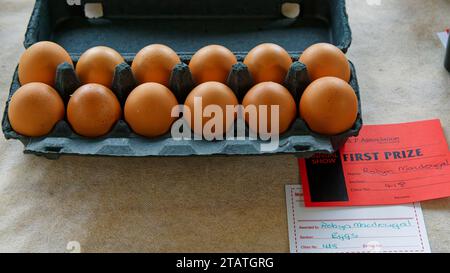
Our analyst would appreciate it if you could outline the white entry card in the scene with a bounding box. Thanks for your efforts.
[286,185,431,253]
[437,31,449,48]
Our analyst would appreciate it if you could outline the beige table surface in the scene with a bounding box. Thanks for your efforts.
[0,0,449,253]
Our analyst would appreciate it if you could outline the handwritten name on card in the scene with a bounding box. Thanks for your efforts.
[286,185,431,253]
[300,119,450,206]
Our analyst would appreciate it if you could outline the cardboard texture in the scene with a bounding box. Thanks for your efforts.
[1,0,362,158]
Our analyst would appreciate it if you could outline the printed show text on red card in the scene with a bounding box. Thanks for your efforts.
[301,119,450,207]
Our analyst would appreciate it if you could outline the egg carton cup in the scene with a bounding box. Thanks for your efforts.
[2,57,362,159]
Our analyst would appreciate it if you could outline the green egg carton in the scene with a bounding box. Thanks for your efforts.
[2,0,362,159]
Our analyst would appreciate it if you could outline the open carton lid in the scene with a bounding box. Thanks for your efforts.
[25,0,352,60]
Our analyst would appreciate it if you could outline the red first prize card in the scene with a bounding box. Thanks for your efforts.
[300,119,450,207]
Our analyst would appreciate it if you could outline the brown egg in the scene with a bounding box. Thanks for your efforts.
[300,77,358,135]
[131,44,180,87]
[76,46,124,88]
[189,45,237,84]
[299,43,351,82]
[243,43,292,84]
[242,82,297,135]
[18,41,73,87]
[67,83,121,137]
[184,81,238,138]
[124,83,178,137]
[8,82,65,137]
